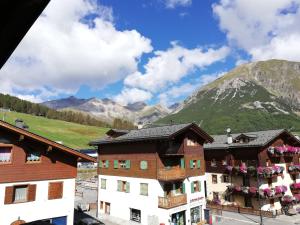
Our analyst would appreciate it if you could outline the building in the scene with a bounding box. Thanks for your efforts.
[204,129,300,215]
[90,123,213,225]
[0,120,95,225]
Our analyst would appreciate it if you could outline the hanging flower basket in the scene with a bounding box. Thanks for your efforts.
[239,164,247,174]
[281,195,295,205]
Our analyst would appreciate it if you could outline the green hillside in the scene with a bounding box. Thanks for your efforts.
[0,111,109,149]
[158,79,300,134]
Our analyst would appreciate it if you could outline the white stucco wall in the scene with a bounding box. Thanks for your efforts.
[205,173,231,202]
[0,178,75,225]
[98,175,206,225]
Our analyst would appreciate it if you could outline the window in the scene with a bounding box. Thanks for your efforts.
[187,139,198,146]
[191,181,201,193]
[222,175,230,183]
[48,182,63,200]
[117,180,130,193]
[211,159,217,167]
[4,184,36,204]
[213,192,219,200]
[130,208,141,223]
[14,185,28,202]
[190,159,201,169]
[212,175,218,184]
[114,160,130,169]
[26,151,41,162]
[99,160,109,168]
[0,148,11,163]
[140,160,148,170]
[101,179,106,189]
[140,183,148,196]
[222,160,227,166]
[173,182,185,195]
[100,201,103,209]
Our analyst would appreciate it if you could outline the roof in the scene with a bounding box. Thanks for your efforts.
[0,120,96,162]
[90,123,213,145]
[0,0,50,69]
[204,129,298,149]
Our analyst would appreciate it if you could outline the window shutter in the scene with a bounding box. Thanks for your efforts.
[198,181,201,192]
[197,160,201,169]
[125,182,130,193]
[105,160,109,168]
[190,160,193,168]
[48,182,63,200]
[99,161,103,168]
[191,182,194,193]
[117,181,121,191]
[4,186,13,204]
[180,158,185,168]
[125,160,131,169]
[182,183,185,194]
[114,160,118,169]
[28,184,37,202]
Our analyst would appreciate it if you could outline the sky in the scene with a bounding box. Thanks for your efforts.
[1,0,300,106]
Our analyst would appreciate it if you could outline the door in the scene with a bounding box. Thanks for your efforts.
[105,202,110,214]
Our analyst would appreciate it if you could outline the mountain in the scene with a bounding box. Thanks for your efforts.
[42,97,171,125]
[157,59,300,134]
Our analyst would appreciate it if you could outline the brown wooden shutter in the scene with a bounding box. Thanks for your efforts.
[27,184,36,202]
[48,182,63,200]
[4,186,14,204]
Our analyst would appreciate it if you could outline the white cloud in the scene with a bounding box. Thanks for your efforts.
[213,0,300,61]
[0,0,152,102]
[165,0,192,8]
[113,88,152,106]
[124,42,230,92]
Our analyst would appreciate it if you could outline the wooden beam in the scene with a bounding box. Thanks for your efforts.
[46,145,52,153]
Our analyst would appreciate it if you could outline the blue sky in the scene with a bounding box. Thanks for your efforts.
[1,0,300,106]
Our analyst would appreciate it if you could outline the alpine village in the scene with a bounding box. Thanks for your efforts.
[3,1,300,225]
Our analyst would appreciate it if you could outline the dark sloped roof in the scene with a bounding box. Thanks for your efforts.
[90,123,213,145]
[204,129,297,149]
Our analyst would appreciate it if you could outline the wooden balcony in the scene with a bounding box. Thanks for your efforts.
[157,168,186,181]
[158,194,187,209]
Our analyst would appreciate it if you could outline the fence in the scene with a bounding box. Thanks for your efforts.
[207,203,275,218]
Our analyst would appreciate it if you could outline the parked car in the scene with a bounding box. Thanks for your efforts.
[76,218,104,225]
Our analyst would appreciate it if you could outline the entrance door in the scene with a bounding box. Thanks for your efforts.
[171,211,185,225]
[105,202,111,214]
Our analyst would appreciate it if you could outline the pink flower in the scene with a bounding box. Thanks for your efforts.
[249,187,257,194]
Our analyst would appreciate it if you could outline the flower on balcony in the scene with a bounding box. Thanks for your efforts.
[274,185,287,195]
[274,146,286,155]
[234,186,242,192]
[286,145,298,154]
[262,188,274,197]
[212,198,221,205]
[290,183,300,190]
[257,166,264,175]
[239,164,247,174]
[281,195,295,204]
[225,165,233,173]
[242,186,249,194]
[294,194,300,203]
[249,187,257,195]
[272,165,284,174]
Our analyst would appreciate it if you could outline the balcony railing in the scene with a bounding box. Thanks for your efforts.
[158,194,187,209]
[157,168,186,181]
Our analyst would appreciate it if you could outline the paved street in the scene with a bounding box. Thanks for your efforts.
[212,211,300,225]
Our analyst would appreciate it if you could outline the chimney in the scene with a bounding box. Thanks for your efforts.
[226,128,232,144]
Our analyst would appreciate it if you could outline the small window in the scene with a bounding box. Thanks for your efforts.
[222,175,229,183]
[190,160,197,169]
[14,185,28,202]
[119,160,126,168]
[101,179,106,189]
[191,181,201,193]
[222,160,227,166]
[140,161,148,170]
[212,175,218,184]
[211,159,217,167]
[130,208,141,223]
[0,148,12,163]
[99,160,109,168]
[140,183,148,196]
[48,182,63,200]
[26,151,41,162]
[117,180,130,193]
[213,192,219,200]
[187,139,198,146]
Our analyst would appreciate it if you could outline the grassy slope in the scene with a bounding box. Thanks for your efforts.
[158,81,300,134]
[0,111,109,149]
